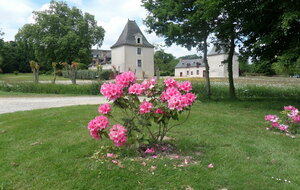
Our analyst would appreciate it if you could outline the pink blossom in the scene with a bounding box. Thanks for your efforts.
[178,81,192,92]
[100,83,124,101]
[184,159,189,164]
[152,155,158,159]
[128,83,143,95]
[145,147,155,153]
[139,101,153,114]
[141,79,150,90]
[278,124,288,131]
[150,165,157,170]
[98,103,111,114]
[208,163,214,168]
[161,146,166,151]
[87,116,110,139]
[154,108,163,114]
[164,77,178,88]
[109,124,127,147]
[111,160,118,164]
[149,78,156,89]
[142,162,147,166]
[164,87,181,101]
[175,155,180,159]
[107,153,114,158]
[292,115,300,123]
[265,115,278,122]
[115,71,136,88]
[284,105,297,111]
[167,96,185,111]
[183,93,197,106]
[271,122,279,128]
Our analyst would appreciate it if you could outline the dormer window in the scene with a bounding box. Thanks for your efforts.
[135,33,143,44]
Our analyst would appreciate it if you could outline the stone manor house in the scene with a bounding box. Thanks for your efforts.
[89,19,154,79]
[89,20,239,79]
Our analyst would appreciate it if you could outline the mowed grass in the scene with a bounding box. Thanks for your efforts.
[0,73,69,83]
[1,100,300,190]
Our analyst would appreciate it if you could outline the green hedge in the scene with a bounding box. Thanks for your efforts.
[0,81,299,100]
[62,69,112,80]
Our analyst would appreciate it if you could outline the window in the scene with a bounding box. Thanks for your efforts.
[180,72,182,77]
[191,71,193,75]
[137,59,142,67]
[197,70,199,75]
[137,48,141,55]
[187,71,189,75]
[137,37,141,44]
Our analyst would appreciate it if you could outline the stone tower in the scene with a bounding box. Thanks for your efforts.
[111,20,154,79]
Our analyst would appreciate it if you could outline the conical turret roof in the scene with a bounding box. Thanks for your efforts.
[111,20,154,49]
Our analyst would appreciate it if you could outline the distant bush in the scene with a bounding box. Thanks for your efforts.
[98,70,111,80]
[62,69,112,80]
[13,71,19,75]
[56,70,63,76]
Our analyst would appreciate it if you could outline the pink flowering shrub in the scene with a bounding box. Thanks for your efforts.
[87,72,196,147]
[265,105,300,134]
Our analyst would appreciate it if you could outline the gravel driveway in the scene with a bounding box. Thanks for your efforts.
[0,96,109,114]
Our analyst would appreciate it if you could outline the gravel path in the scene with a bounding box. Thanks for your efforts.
[0,96,109,114]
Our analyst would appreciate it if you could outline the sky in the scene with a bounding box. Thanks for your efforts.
[0,0,199,57]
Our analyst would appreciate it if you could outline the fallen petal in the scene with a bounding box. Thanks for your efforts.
[208,163,214,168]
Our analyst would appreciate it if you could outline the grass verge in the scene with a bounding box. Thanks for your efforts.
[0,100,300,189]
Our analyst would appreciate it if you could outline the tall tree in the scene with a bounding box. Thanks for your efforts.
[154,49,177,76]
[142,0,213,99]
[240,0,300,76]
[15,0,105,84]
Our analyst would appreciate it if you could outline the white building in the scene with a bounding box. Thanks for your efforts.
[111,20,155,79]
[175,46,239,78]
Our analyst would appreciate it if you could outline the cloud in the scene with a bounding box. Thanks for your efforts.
[0,0,199,57]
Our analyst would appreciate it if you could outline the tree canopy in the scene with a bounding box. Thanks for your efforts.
[154,49,177,76]
[15,0,105,70]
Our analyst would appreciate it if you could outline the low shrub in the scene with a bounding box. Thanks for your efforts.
[98,70,111,80]
[62,69,111,80]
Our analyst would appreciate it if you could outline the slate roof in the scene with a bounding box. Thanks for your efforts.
[175,59,204,68]
[111,20,154,49]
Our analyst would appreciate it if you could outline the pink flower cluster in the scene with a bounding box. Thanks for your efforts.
[115,71,136,88]
[128,83,143,95]
[141,78,156,90]
[161,79,196,111]
[140,101,153,114]
[100,83,124,101]
[109,124,127,146]
[98,104,111,114]
[178,81,192,92]
[284,105,299,123]
[265,105,300,133]
[88,116,109,139]
[164,77,177,88]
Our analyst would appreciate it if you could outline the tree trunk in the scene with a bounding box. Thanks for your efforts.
[34,68,39,83]
[52,67,56,84]
[227,34,236,99]
[203,36,211,99]
[70,66,76,84]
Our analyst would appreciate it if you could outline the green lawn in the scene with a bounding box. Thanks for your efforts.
[0,73,69,83]
[1,100,300,189]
